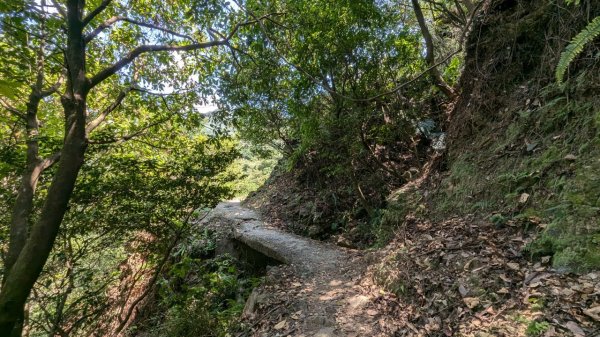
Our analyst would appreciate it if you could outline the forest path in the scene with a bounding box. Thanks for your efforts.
[201,202,401,336]
[212,202,348,273]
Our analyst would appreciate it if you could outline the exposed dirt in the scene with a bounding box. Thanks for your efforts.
[203,202,600,337]
[202,202,404,336]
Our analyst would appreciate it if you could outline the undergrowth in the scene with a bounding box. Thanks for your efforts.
[130,231,261,337]
[429,70,600,272]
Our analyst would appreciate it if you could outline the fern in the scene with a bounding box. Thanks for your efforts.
[555,16,600,83]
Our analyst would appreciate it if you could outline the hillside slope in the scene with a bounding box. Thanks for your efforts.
[244,0,600,335]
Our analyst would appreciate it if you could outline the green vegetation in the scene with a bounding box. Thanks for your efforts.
[428,71,600,272]
[144,254,259,337]
[526,321,550,336]
[228,145,280,199]
[556,15,600,83]
[1,0,599,336]
[0,0,245,334]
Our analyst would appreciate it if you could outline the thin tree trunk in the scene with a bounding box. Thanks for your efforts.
[4,28,49,280]
[4,93,44,277]
[0,0,89,334]
[411,0,456,99]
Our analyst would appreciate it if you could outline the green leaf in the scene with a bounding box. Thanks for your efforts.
[555,16,600,83]
[0,79,21,99]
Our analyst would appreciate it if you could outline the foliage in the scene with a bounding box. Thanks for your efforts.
[429,69,600,272]
[0,0,245,333]
[217,0,464,240]
[555,16,600,83]
[227,144,280,198]
[526,320,550,336]
[12,123,239,336]
[142,249,259,337]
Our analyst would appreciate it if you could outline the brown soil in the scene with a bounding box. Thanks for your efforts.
[207,203,600,337]
[210,202,600,336]
[205,202,405,336]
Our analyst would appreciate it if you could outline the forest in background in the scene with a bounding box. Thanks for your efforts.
[0,0,599,336]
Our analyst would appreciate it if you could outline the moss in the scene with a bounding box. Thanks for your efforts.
[371,187,424,247]
[533,157,600,272]
[428,71,600,271]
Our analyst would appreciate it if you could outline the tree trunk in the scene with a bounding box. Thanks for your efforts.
[411,0,457,99]
[4,93,43,282]
[0,125,87,334]
[0,0,89,334]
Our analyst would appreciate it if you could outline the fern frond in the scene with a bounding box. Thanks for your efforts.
[555,15,600,83]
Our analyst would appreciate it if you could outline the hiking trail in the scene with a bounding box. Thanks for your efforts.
[200,202,401,336]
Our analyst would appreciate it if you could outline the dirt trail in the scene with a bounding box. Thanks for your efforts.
[201,202,401,336]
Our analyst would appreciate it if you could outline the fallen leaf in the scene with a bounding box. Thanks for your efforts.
[274,320,287,330]
[518,193,530,204]
[543,326,556,337]
[507,262,520,270]
[584,306,600,321]
[463,297,480,309]
[565,321,584,336]
[458,284,469,297]
[499,274,511,282]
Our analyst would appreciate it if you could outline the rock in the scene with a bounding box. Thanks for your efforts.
[518,193,530,204]
[347,295,370,309]
[242,288,264,318]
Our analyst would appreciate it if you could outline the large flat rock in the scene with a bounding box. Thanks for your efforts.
[201,202,349,273]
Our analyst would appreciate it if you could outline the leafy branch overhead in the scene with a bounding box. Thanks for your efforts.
[0,0,267,335]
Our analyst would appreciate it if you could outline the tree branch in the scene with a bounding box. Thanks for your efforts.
[82,0,112,27]
[48,0,66,18]
[85,87,131,135]
[88,40,226,89]
[87,114,173,145]
[411,0,456,99]
[40,152,61,171]
[235,1,455,102]
[0,99,26,121]
[85,16,196,44]
[114,233,180,334]
[40,76,64,98]
[88,15,275,89]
